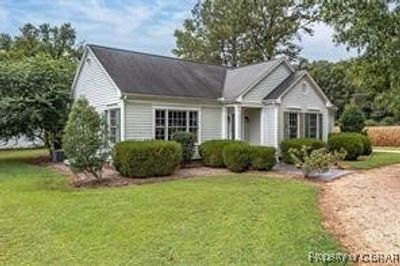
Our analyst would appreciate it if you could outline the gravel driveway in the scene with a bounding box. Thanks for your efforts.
[320,165,400,262]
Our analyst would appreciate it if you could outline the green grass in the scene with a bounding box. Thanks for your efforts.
[0,149,344,265]
[345,152,400,169]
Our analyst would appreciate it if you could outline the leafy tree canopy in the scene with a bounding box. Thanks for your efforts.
[0,23,83,60]
[0,54,76,154]
[174,0,317,66]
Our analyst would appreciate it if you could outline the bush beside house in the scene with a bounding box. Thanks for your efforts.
[113,140,182,178]
[199,140,276,173]
[280,138,327,164]
[63,99,110,180]
[171,131,195,163]
[328,133,366,160]
[249,146,276,170]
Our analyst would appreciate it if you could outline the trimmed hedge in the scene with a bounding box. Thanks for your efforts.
[222,142,250,172]
[249,146,276,170]
[360,134,372,155]
[280,138,327,164]
[171,131,195,162]
[113,140,182,178]
[199,140,245,167]
[328,133,364,161]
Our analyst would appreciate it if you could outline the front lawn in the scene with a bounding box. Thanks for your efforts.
[344,152,400,169]
[0,149,344,265]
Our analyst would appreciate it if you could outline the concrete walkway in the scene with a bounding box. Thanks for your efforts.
[273,163,354,181]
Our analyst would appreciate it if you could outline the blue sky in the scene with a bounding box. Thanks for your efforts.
[0,0,356,62]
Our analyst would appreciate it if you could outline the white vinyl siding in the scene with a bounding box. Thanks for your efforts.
[125,101,222,143]
[73,50,120,111]
[201,107,222,142]
[279,77,332,143]
[278,76,330,143]
[125,102,153,140]
[244,64,292,102]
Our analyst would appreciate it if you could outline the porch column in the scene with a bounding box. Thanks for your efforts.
[221,106,227,139]
[234,105,241,140]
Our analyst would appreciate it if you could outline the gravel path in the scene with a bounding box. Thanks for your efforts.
[320,165,400,263]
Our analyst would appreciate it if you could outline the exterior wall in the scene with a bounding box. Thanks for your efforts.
[124,99,222,143]
[278,76,331,144]
[243,63,292,102]
[73,49,120,111]
[243,108,260,145]
[0,136,43,150]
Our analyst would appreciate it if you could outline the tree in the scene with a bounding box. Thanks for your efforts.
[303,60,358,116]
[0,55,75,155]
[320,1,400,119]
[0,23,83,60]
[340,103,365,133]
[63,99,109,180]
[173,0,317,66]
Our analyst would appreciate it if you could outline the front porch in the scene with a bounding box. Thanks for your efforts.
[223,106,264,145]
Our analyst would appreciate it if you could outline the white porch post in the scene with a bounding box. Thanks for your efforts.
[221,106,227,139]
[260,107,265,145]
[234,105,241,140]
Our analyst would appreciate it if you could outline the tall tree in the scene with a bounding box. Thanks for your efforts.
[174,0,317,66]
[0,55,76,155]
[320,0,400,119]
[303,60,358,116]
[0,23,83,60]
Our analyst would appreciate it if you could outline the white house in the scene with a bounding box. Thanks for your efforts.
[72,44,336,149]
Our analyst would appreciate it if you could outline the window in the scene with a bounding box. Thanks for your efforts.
[105,108,121,144]
[306,113,318,138]
[154,109,199,142]
[284,112,298,139]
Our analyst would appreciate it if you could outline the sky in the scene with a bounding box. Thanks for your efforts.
[0,0,357,62]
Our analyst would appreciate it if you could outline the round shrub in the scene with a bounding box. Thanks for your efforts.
[249,146,276,170]
[222,142,250,172]
[328,133,364,161]
[113,140,182,178]
[359,134,372,155]
[171,131,195,163]
[199,140,244,167]
[280,138,327,164]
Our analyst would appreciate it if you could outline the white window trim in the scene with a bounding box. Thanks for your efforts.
[104,107,121,144]
[152,106,202,144]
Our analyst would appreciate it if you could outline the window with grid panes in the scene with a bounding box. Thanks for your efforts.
[154,109,199,142]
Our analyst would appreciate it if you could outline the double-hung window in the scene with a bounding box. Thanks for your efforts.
[154,109,199,142]
[105,108,121,144]
[284,112,299,139]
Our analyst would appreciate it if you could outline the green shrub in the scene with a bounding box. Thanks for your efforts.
[222,142,250,172]
[199,140,244,167]
[328,133,364,161]
[280,138,327,164]
[249,146,276,170]
[171,131,195,163]
[63,98,109,180]
[113,140,182,178]
[359,134,372,156]
[339,103,365,133]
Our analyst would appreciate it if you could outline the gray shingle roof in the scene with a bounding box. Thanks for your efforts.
[89,44,226,99]
[264,71,306,100]
[223,60,280,100]
[87,44,297,100]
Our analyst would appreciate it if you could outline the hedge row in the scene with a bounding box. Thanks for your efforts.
[199,140,276,172]
[113,140,182,178]
[328,132,372,160]
[280,138,327,164]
